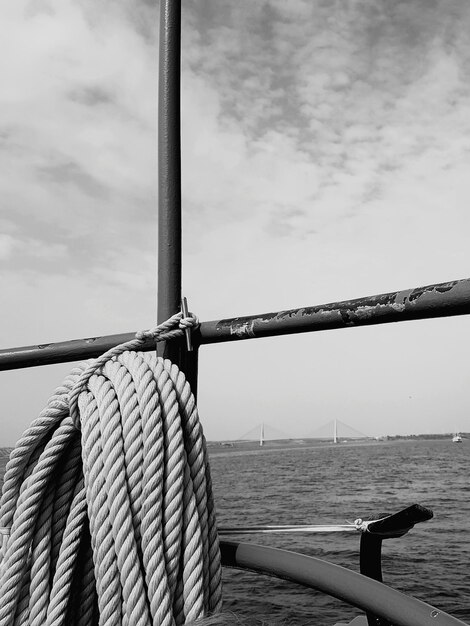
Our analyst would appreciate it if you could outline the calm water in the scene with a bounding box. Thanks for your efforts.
[210,440,470,625]
[1,440,468,625]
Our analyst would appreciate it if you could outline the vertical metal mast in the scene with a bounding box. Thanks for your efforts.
[158,0,182,359]
[157,0,199,394]
[158,0,182,325]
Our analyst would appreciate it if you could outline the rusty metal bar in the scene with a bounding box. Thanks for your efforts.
[200,278,470,344]
[1,278,469,371]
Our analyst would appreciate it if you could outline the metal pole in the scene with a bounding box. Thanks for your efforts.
[158,0,182,360]
[157,0,199,395]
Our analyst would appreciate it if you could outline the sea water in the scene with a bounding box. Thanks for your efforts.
[210,439,470,625]
[0,440,468,625]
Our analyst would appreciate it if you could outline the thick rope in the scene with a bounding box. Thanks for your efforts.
[0,312,223,626]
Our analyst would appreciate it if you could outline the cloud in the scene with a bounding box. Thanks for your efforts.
[3,0,470,443]
[0,234,16,260]
[4,0,470,284]
[0,0,158,279]
[38,159,109,198]
[181,0,470,242]
[0,232,67,268]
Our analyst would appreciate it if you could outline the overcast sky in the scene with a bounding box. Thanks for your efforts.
[1,0,470,445]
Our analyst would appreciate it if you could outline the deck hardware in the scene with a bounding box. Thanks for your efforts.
[181,296,193,351]
[359,504,433,626]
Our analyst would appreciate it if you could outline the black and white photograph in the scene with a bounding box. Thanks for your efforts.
[0,1,469,624]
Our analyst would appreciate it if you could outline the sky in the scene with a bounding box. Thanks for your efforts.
[1,0,470,444]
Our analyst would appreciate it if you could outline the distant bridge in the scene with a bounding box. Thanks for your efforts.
[307,419,369,441]
[237,423,293,442]
[234,420,369,444]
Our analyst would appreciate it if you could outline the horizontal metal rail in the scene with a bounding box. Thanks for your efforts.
[1,278,469,371]
[220,541,466,626]
[219,523,361,534]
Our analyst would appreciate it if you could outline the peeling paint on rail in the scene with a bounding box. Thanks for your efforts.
[202,278,470,344]
[230,321,256,339]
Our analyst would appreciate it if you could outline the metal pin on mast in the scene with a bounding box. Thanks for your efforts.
[181,296,192,351]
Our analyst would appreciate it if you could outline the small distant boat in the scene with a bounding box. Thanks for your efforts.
[452,434,463,443]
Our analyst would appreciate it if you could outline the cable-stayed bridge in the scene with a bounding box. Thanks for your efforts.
[307,419,370,442]
[231,420,369,446]
[238,423,293,443]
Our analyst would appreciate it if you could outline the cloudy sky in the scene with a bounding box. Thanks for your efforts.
[1,0,470,444]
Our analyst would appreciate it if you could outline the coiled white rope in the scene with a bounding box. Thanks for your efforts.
[0,313,222,626]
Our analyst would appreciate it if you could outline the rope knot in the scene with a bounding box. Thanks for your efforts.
[178,312,199,331]
[135,311,199,343]
[68,311,199,430]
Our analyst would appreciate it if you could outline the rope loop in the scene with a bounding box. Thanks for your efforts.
[69,312,199,430]
[135,311,199,343]
[0,312,221,626]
